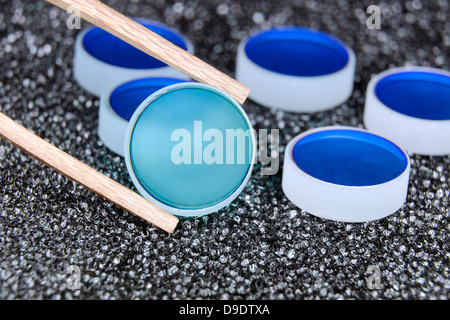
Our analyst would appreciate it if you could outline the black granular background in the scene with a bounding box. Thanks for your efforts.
[0,0,449,300]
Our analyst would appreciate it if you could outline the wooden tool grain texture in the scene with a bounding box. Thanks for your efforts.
[0,112,179,233]
[46,0,250,104]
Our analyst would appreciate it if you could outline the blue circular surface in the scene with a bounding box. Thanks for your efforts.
[292,129,408,186]
[82,20,188,69]
[109,77,188,121]
[128,84,254,210]
[244,27,349,77]
[375,71,450,121]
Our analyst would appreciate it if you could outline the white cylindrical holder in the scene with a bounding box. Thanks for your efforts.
[236,27,356,113]
[73,19,194,97]
[282,126,410,223]
[99,77,189,156]
[364,66,450,156]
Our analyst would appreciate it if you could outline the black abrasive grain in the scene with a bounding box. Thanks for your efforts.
[0,0,448,299]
